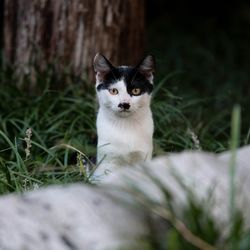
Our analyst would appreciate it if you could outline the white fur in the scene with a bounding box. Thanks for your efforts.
[95,79,153,179]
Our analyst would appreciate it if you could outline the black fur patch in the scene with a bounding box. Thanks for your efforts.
[96,66,153,96]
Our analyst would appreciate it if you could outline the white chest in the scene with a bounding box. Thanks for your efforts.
[96,108,154,166]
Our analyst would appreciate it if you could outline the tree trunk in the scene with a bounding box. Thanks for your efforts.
[3,0,145,90]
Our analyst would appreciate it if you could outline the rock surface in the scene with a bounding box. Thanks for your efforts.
[0,146,249,250]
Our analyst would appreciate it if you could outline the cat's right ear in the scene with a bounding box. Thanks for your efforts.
[93,53,113,82]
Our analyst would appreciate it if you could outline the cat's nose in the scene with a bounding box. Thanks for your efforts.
[118,102,130,110]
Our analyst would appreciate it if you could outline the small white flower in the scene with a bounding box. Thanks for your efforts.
[187,128,201,150]
[24,128,32,159]
[32,183,39,190]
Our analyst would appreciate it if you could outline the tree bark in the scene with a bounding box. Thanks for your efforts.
[3,0,145,90]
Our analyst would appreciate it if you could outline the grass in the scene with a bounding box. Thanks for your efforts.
[148,13,250,154]
[0,82,96,193]
[0,13,250,249]
[1,77,246,193]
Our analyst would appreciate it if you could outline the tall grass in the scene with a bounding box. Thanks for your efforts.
[148,14,250,154]
[1,78,247,194]
[0,59,249,189]
[0,82,96,193]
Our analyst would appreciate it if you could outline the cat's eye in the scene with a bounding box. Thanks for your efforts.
[109,88,119,95]
[131,88,141,96]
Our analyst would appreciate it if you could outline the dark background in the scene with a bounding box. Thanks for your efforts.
[0,0,4,49]
[145,0,250,97]
[146,0,250,24]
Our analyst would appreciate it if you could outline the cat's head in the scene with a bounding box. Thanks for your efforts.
[93,53,155,117]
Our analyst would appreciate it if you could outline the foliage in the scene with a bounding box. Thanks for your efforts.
[148,14,250,153]
[0,82,96,193]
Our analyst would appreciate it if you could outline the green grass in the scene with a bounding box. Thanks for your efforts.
[0,82,97,193]
[0,14,250,249]
[148,14,250,155]
[1,77,247,194]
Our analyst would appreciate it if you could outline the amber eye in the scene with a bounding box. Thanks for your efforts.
[108,88,119,95]
[131,88,141,96]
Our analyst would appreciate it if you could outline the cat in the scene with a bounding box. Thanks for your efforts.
[93,53,155,179]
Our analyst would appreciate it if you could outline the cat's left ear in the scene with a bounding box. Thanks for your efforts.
[137,55,155,83]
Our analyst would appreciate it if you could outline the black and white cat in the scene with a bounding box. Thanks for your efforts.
[93,53,155,178]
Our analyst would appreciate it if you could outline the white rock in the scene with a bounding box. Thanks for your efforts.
[0,145,249,249]
[0,185,147,250]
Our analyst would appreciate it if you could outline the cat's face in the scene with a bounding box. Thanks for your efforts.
[93,54,155,117]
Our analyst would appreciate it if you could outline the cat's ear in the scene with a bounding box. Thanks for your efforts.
[93,53,113,82]
[137,55,155,83]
